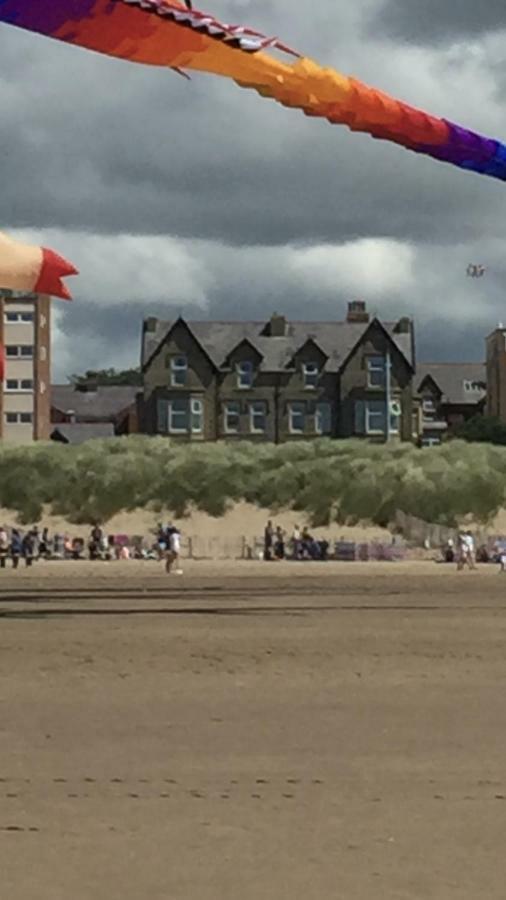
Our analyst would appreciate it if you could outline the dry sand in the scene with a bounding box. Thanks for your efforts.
[0,560,505,898]
[0,501,392,544]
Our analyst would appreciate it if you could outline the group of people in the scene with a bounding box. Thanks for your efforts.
[0,525,59,568]
[263,522,329,562]
[441,531,506,570]
[442,532,477,569]
[0,522,184,572]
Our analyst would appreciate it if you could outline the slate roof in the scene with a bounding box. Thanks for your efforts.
[50,423,115,445]
[416,363,486,405]
[51,385,138,422]
[143,318,414,373]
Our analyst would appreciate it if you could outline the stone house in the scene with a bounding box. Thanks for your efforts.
[140,302,415,443]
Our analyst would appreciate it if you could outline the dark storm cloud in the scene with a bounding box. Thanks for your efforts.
[371,0,506,44]
[0,14,503,248]
[2,0,506,377]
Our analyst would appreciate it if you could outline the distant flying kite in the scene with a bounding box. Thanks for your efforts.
[466,264,486,278]
[0,231,78,299]
[1,0,506,181]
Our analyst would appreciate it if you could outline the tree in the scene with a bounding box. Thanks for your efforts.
[69,367,142,387]
[455,415,506,445]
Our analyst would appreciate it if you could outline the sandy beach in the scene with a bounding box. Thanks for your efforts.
[0,561,505,899]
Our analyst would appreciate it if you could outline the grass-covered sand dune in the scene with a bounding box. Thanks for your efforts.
[0,437,503,528]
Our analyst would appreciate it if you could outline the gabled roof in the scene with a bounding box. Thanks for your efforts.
[51,385,138,422]
[143,317,414,374]
[416,363,486,405]
[50,423,115,445]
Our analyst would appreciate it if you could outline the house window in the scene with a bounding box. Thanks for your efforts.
[315,402,332,435]
[20,412,33,424]
[249,401,266,434]
[366,400,386,434]
[289,402,305,434]
[422,396,436,421]
[237,360,253,389]
[168,398,189,433]
[463,379,483,393]
[355,400,388,435]
[367,355,386,388]
[303,362,319,389]
[5,345,33,358]
[191,398,203,434]
[224,402,240,434]
[5,412,18,423]
[170,356,187,387]
[4,311,33,323]
[4,379,33,392]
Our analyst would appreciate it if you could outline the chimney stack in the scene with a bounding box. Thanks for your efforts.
[268,312,287,337]
[346,301,369,324]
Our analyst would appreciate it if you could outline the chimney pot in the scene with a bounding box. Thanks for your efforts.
[346,301,369,324]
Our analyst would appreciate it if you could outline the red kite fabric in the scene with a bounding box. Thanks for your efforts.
[0,231,78,300]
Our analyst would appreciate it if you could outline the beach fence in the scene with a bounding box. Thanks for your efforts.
[393,511,490,549]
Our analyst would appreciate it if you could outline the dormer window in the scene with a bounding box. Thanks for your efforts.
[237,360,253,389]
[170,356,187,387]
[303,362,319,389]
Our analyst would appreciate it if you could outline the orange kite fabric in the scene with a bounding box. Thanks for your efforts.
[0,0,506,180]
[0,231,78,300]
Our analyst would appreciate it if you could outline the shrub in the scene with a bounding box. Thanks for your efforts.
[0,437,504,526]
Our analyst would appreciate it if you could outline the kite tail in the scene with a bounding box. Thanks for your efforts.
[219,54,506,182]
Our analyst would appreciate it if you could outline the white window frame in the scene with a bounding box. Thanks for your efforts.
[224,401,240,434]
[422,395,436,422]
[4,412,32,425]
[168,398,189,434]
[4,379,33,392]
[5,345,34,359]
[288,402,305,434]
[190,398,203,434]
[367,355,386,388]
[170,356,188,387]
[315,402,332,435]
[249,401,267,434]
[237,360,254,390]
[5,311,34,323]
[365,400,386,435]
[302,362,319,390]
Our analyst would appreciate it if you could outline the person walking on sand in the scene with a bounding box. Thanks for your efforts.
[10,529,22,569]
[264,520,274,561]
[166,527,183,575]
[457,531,476,571]
[0,526,9,569]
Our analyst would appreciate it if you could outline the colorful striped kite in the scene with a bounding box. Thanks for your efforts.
[1,0,505,181]
[0,231,77,299]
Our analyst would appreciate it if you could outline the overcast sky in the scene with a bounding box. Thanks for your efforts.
[1,0,505,379]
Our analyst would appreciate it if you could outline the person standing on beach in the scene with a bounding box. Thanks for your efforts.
[264,521,274,561]
[10,530,22,569]
[166,527,183,575]
[457,532,476,571]
[0,527,9,569]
